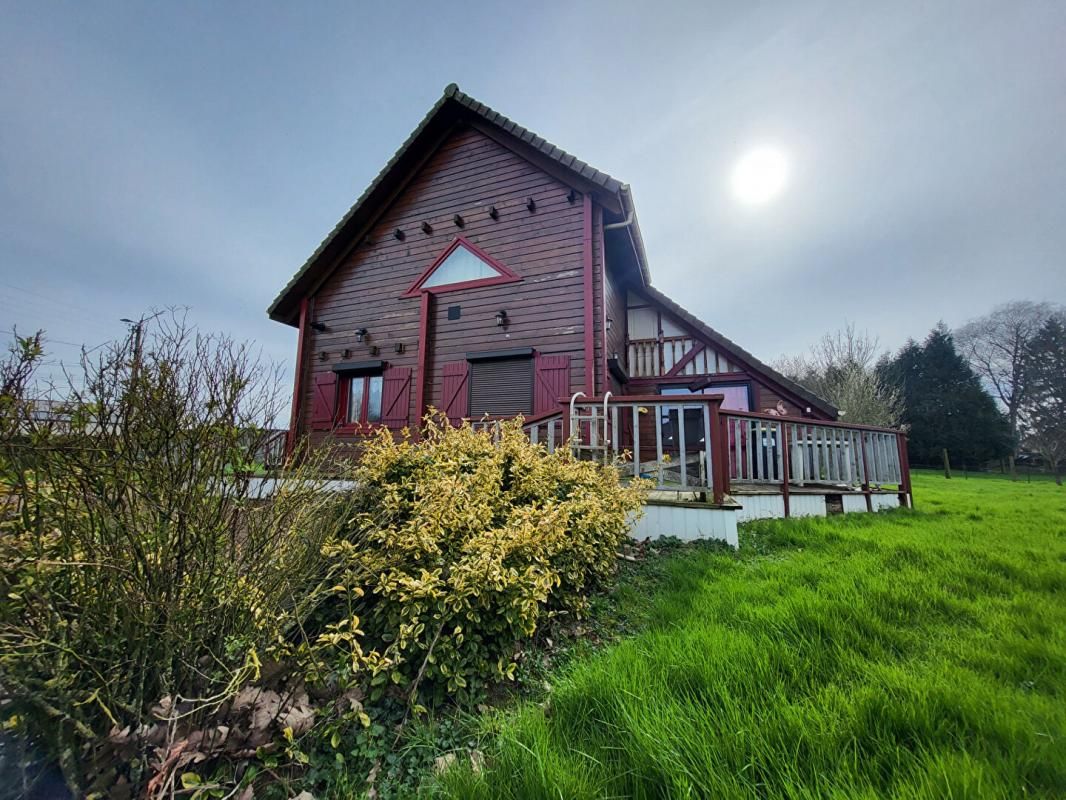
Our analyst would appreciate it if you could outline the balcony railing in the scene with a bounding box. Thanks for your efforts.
[721,411,906,490]
[562,395,911,507]
[466,394,911,511]
[568,393,720,492]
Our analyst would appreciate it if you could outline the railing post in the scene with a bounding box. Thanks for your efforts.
[711,404,728,504]
[703,402,714,501]
[859,431,873,512]
[678,406,688,488]
[897,432,913,508]
[632,404,641,479]
[654,403,664,488]
[780,422,791,518]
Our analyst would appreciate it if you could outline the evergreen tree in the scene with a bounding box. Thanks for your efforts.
[1021,317,1066,483]
[879,324,1012,466]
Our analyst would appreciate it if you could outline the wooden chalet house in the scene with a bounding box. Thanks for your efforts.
[269,84,911,544]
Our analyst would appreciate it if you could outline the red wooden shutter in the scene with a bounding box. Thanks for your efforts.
[310,372,338,430]
[441,361,470,425]
[534,354,571,414]
[380,367,412,430]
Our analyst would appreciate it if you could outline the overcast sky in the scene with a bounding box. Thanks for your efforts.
[2,0,1064,388]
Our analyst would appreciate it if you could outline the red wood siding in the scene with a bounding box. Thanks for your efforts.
[297,126,593,444]
[603,258,627,394]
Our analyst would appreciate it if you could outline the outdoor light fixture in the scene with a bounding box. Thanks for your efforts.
[355,328,368,343]
[395,342,405,354]
[606,316,613,332]
[495,310,508,327]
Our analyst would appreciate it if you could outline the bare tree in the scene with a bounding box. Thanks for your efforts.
[775,323,903,427]
[956,301,1064,448]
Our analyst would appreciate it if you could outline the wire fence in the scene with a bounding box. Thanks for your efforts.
[910,461,1061,482]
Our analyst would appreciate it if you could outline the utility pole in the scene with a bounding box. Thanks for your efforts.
[120,318,144,383]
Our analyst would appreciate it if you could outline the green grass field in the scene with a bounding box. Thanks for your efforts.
[435,471,1066,799]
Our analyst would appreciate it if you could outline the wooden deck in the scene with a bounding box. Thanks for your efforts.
[516,393,913,544]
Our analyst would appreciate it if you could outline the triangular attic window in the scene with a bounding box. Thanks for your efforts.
[403,237,520,296]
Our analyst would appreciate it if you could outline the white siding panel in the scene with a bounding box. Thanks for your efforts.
[735,494,786,522]
[788,495,827,518]
[872,494,900,512]
[628,503,738,548]
[842,494,868,513]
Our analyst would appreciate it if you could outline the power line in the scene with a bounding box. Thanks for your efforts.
[0,280,103,318]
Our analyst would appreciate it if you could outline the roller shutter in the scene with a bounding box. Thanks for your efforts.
[469,357,533,417]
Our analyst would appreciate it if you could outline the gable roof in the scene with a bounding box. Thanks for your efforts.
[639,285,839,419]
[268,83,649,324]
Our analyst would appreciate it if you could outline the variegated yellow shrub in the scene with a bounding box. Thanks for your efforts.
[311,413,649,704]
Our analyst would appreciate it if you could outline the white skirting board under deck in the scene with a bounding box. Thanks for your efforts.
[628,502,739,548]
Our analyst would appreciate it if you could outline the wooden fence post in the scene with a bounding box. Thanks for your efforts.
[780,422,791,518]
[859,433,873,512]
[709,400,726,505]
[942,448,952,479]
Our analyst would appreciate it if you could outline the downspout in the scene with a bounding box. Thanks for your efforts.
[582,194,596,395]
[603,211,635,231]
[598,205,610,397]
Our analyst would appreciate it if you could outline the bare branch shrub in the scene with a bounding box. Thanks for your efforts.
[0,313,355,793]
[775,323,903,427]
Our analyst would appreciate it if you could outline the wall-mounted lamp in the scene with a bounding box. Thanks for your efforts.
[355,328,368,343]
[342,348,351,359]
[319,351,329,361]
[606,316,613,332]
[495,310,508,327]
[310,321,327,332]
[395,342,405,354]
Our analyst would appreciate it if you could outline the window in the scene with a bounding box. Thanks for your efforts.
[346,374,383,425]
[658,383,752,452]
[469,354,533,417]
[423,245,497,288]
[661,382,751,411]
[403,238,521,296]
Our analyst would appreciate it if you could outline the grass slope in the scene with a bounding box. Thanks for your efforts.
[436,472,1066,799]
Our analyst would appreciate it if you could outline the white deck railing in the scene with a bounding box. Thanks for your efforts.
[722,411,905,490]
[569,394,719,492]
